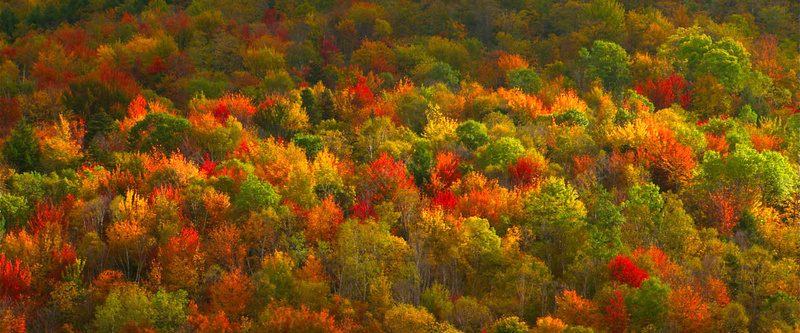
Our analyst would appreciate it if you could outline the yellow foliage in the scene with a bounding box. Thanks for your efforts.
[37,114,83,172]
[606,116,657,149]
[113,190,149,224]
[535,316,567,333]
[550,90,588,114]
[423,103,458,147]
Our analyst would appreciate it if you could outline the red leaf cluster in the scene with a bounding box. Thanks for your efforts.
[604,290,629,333]
[508,156,544,190]
[634,74,690,109]
[607,255,648,288]
[0,255,31,301]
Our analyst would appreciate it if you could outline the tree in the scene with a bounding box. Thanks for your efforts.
[456,120,489,150]
[604,290,629,333]
[607,255,647,288]
[209,269,253,319]
[93,285,154,332]
[524,177,587,277]
[233,177,280,213]
[507,67,541,94]
[629,277,671,331]
[128,112,192,154]
[555,290,602,329]
[580,40,631,96]
[0,254,30,302]
[2,118,41,173]
[479,137,525,170]
[490,316,531,333]
[384,304,437,333]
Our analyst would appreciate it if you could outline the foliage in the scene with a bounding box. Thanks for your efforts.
[0,1,796,331]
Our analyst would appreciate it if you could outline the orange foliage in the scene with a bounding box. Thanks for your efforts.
[0,309,26,333]
[260,305,345,333]
[750,132,782,152]
[549,90,588,114]
[704,277,730,306]
[668,286,712,333]
[572,154,595,177]
[206,224,247,270]
[555,290,603,328]
[209,269,253,319]
[188,301,237,333]
[706,187,742,237]
[704,132,729,156]
[639,127,696,190]
[497,87,546,120]
[298,254,328,283]
[305,195,345,244]
[91,270,126,301]
[453,173,521,228]
[497,54,528,71]
[428,151,462,193]
[633,247,681,283]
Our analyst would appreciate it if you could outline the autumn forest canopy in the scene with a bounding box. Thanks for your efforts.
[0,0,798,331]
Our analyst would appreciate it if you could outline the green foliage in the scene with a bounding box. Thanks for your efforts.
[699,146,798,204]
[421,283,453,320]
[292,133,323,159]
[1,2,798,331]
[407,139,434,188]
[525,177,587,276]
[506,67,541,94]
[628,277,671,331]
[128,112,192,154]
[426,61,460,86]
[456,120,489,150]
[94,286,154,332]
[3,119,41,173]
[150,289,189,332]
[585,188,623,261]
[479,137,525,169]
[580,40,631,95]
[234,177,280,212]
[0,193,29,230]
[555,109,589,127]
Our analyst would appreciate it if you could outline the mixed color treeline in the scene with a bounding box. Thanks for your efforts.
[0,0,798,332]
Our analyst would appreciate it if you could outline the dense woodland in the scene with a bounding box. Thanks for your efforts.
[0,0,798,331]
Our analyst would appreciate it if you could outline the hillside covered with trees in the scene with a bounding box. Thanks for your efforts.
[0,0,798,331]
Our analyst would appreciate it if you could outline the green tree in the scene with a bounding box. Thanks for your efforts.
[150,289,189,332]
[580,40,631,96]
[506,67,541,94]
[292,133,323,159]
[94,285,154,333]
[524,177,587,277]
[3,118,40,173]
[456,120,489,150]
[234,177,281,212]
[479,137,525,170]
[128,112,191,154]
[628,277,671,331]
[585,188,623,261]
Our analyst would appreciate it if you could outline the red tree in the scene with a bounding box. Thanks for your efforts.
[508,156,545,190]
[634,74,690,109]
[607,255,648,288]
[0,255,31,301]
[605,290,630,333]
